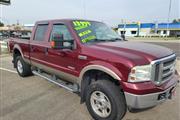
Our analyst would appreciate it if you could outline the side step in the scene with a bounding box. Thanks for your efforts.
[32,70,79,93]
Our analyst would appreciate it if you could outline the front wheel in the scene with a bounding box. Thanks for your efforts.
[86,80,127,120]
[15,56,32,77]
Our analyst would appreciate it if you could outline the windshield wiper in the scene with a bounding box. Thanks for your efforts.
[87,39,108,43]
[109,38,122,41]
[86,38,120,44]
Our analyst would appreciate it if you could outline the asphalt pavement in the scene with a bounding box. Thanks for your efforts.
[145,42,180,57]
[127,39,180,58]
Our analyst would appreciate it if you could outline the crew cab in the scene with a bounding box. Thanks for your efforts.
[8,19,179,120]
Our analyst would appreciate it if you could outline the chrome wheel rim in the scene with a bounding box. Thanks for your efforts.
[17,60,23,74]
[90,91,112,118]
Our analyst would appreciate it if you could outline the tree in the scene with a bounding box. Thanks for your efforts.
[172,19,180,23]
[0,22,4,27]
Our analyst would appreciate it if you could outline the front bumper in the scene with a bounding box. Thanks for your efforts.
[124,82,178,109]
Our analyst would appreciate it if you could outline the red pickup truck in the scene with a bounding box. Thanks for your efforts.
[9,19,178,120]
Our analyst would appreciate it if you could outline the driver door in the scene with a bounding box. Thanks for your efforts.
[45,23,79,82]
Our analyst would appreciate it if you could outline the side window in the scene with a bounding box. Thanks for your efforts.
[34,24,48,41]
[50,24,73,41]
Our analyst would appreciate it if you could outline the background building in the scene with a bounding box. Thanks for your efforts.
[118,22,180,37]
[0,24,33,40]
[23,24,34,31]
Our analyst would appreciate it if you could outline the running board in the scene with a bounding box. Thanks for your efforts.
[32,70,79,93]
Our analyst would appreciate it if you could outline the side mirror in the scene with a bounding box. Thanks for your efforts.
[50,33,73,49]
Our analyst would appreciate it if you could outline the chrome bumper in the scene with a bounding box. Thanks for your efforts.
[124,83,178,109]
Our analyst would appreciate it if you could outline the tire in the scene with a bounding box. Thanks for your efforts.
[15,56,32,77]
[86,80,127,120]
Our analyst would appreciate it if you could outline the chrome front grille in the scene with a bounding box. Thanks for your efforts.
[151,54,176,85]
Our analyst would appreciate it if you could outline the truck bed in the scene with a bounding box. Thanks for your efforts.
[9,37,30,59]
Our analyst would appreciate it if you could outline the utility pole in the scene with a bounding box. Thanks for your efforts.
[166,0,172,37]
[82,0,86,19]
[154,21,158,34]
[0,4,2,24]
[121,19,126,35]
[137,21,141,37]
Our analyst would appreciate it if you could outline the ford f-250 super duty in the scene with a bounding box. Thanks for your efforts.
[9,19,179,120]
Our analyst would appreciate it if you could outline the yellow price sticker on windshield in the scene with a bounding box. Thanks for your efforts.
[73,21,91,30]
[79,30,92,37]
[73,21,96,43]
[82,35,96,43]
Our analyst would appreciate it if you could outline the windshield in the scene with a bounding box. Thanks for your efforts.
[72,20,122,43]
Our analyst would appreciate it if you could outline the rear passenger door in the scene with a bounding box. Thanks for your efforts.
[30,23,49,65]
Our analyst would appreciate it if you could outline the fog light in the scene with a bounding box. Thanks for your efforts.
[158,93,166,100]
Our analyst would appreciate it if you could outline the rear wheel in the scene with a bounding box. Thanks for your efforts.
[15,56,32,77]
[86,80,127,120]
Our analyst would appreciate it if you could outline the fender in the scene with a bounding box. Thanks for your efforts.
[13,44,30,64]
[79,61,124,84]
[79,61,124,103]
[13,44,24,58]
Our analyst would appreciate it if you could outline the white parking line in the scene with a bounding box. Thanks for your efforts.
[0,67,17,74]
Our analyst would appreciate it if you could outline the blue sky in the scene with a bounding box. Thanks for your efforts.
[2,0,179,26]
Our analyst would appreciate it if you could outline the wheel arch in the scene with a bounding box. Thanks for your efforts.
[79,65,122,82]
[13,44,24,56]
[79,64,124,103]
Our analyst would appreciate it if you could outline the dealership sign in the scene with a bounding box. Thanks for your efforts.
[0,0,10,5]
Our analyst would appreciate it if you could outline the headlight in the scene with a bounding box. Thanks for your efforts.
[128,64,152,83]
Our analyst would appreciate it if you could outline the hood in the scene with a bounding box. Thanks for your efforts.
[88,41,174,65]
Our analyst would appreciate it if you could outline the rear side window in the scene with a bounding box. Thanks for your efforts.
[34,24,48,41]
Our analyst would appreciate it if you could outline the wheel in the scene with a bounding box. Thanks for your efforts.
[15,56,32,77]
[86,80,127,120]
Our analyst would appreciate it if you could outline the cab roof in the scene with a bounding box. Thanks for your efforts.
[36,19,99,24]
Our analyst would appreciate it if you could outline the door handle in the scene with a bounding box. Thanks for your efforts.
[30,46,34,52]
[48,50,65,56]
[45,48,48,55]
[57,52,65,56]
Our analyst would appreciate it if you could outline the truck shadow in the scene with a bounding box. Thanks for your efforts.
[128,106,155,113]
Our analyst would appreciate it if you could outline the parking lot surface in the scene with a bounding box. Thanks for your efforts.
[127,38,180,57]
[1,39,180,120]
[145,42,180,57]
